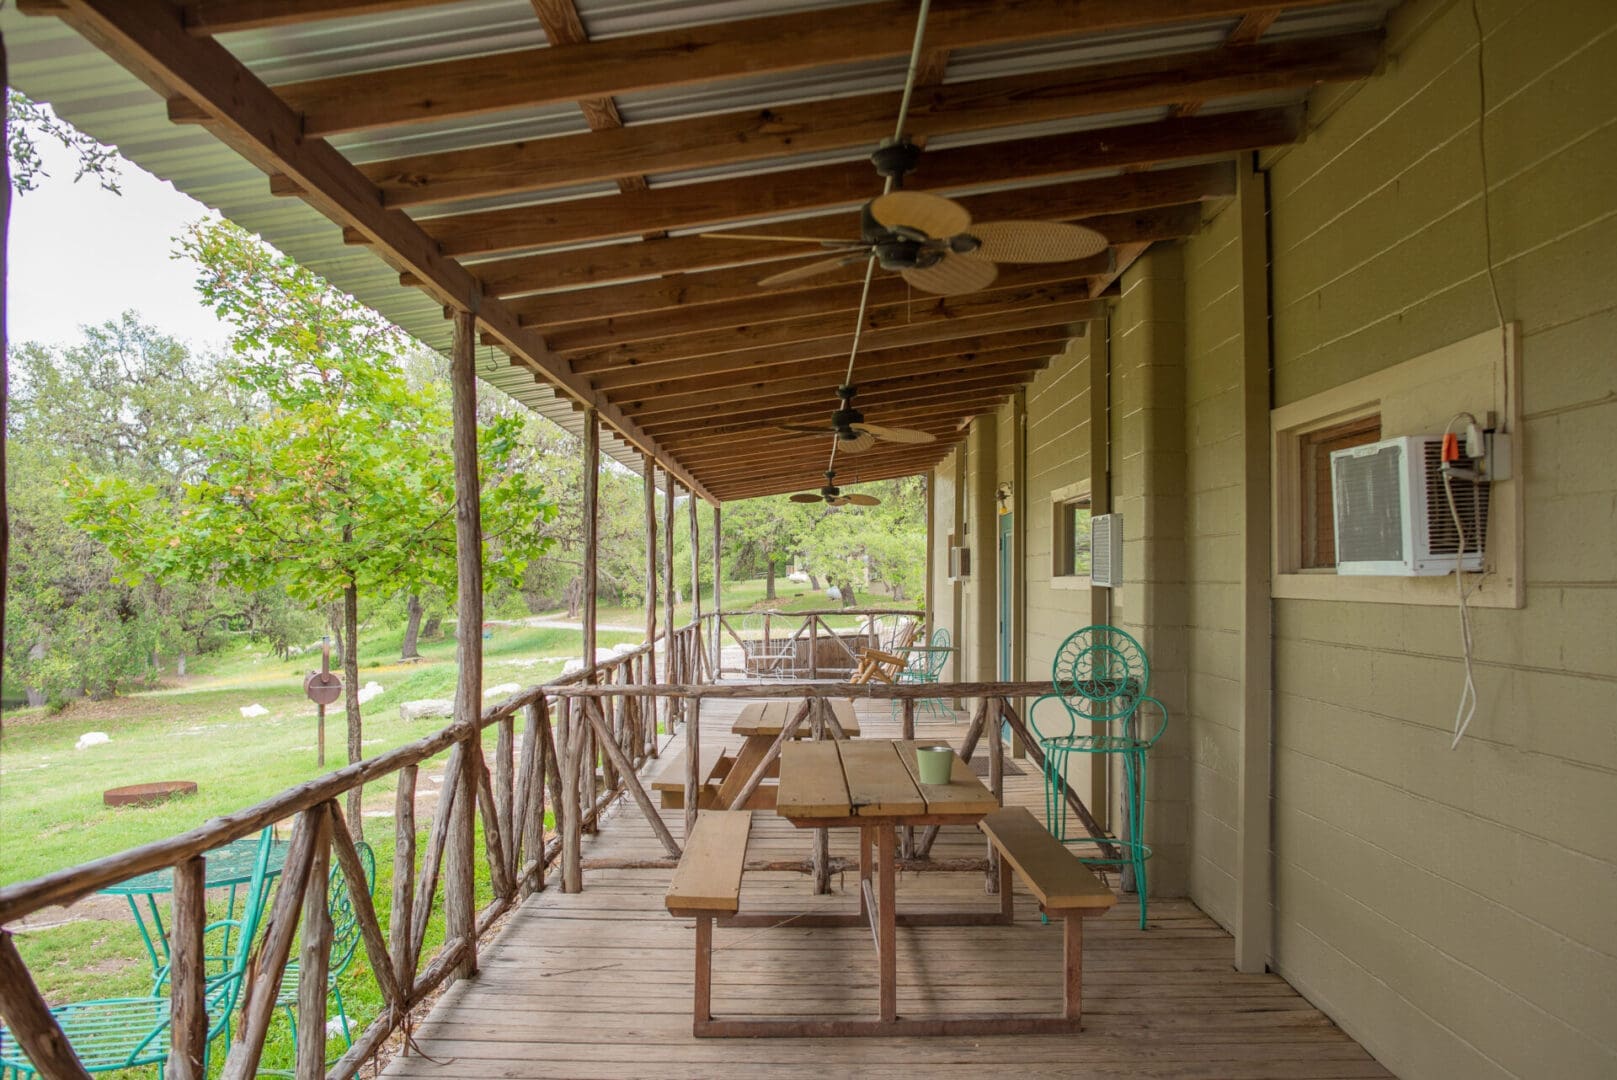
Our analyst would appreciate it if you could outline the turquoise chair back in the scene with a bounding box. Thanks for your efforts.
[327,842,375,979]
[1052,624,1150,722]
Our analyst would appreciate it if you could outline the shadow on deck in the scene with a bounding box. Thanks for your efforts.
[383,694,1388,1080]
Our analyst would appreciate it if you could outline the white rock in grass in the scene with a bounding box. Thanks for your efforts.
[357,681,385,705]
[75,732,110,750]
[399,699,454,722]
[560,658,585,676]
[239,703,269,718]
[612,643,636,656]
[483,682,521,699]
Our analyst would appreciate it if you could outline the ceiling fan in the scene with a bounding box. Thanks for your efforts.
[715,137,1109,296]
[773,385,936,452]
[789,470,880,507]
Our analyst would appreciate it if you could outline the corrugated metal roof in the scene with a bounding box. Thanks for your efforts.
[1,0,1395,494]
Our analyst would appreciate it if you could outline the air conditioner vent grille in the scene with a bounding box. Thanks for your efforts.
[1422,439,1491,555]
[1333,442,1406,564]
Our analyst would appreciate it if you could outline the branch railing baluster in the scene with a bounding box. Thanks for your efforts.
[0,630,1088,1080]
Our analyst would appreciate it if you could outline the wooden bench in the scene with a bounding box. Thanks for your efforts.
[978,806,1117,1024]
[649,749,733,809]
[666,810,753,1029]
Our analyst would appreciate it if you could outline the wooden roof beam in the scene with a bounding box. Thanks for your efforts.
[356,32,1377,208]
[563,278,1095,370]
[582,301,1103,390]
[573,330,1065,401]
[265,0,1350,135]
[46,0,716,503]
[449,162,1235,301]
[614,355,1053,423]
[396,107,1301,257]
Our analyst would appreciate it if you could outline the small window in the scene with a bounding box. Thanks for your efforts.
[1298,415,1381,569]
[1054,496,1092,578]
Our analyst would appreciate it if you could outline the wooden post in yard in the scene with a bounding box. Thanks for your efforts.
[446,307,483,975]
[642,453,659,756]
[711,504,723,671]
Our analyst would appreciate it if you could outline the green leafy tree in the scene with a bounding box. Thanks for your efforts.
[74,222,556,821]
[6,91,121,195]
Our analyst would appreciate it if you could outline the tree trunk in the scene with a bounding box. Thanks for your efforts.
[343,580,363,839]
[808,572,821,590]
[840,580,859,608]
[765,560,776,600]
[176,652,187,677]
[401,594,423,659]
[423,612,442,639]
[329,605,345,667]
[25,688,44,708]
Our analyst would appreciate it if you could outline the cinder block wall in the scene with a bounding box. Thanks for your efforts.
[1255,0,1617,1075]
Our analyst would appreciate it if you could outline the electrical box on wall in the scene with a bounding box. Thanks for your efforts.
[1090,513,1123,587]
[948,545,971,579]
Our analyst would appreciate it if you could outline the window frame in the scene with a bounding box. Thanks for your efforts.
[1049,481,1093,591]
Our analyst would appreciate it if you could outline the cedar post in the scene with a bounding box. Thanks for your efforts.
[446,306,482,977]
[986,696,1005,894]
[168,856,207,1080]
[0,933,93,1080]
[662,468,678,726]
[390,765,417,987]
[582,408,599,675]
[642,453,659,756]
[688,483,701,639]
[711,504,722,670]
[295,811,334,1077]
[560,697,583,892]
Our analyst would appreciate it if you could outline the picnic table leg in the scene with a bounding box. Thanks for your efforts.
[878,825,897,1022]
[811,702,831,894]
[858,826,873,921]
[1064,912,1084,1023]
[694,915,713,1029]
[986,697,1004,894]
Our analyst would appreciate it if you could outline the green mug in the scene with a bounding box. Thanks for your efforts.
[916,745,955,785]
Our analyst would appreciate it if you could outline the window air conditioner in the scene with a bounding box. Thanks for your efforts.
[1330,435,1489,576]
[948,545,971,579]
[1090,513,1123,588]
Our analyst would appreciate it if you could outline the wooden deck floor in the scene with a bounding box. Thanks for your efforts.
[384,695,1389,1080]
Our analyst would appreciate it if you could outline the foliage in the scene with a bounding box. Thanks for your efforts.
[4,317,255,701]
[6,90,121,195]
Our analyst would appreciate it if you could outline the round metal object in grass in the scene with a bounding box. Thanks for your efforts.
[103,780,198,808]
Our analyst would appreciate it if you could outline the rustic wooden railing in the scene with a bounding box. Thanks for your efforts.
[0,621,710,1080]
[705,607,925,678]
[545,678,1116,892]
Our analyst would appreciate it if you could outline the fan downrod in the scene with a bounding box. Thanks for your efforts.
[870,137,922,184]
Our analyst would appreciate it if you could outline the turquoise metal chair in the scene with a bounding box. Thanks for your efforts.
[0,830,277,1077]
[1029,625,1168,929]
[892,627,951,720]
[274,841,376,1063]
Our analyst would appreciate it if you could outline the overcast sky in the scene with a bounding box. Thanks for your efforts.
[10,135,233,353]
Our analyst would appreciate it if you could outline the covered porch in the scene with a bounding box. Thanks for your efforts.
[2,1,1611,1079]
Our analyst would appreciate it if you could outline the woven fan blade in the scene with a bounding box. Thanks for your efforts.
[869,191,971,239]
[966,220,1108,263]
[843,493,881,506]
[856,423,936,445]
[788,493,825,503]
[759,255,864,288]
[839,431,878,452]
[901,254,998,295]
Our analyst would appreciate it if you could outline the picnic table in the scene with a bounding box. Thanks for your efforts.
[653,698,859,811]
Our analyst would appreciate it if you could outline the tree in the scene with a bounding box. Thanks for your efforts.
[74,221,555,825]
[5,318,249,702]
[6,91,121,195]
[721,496,818,601]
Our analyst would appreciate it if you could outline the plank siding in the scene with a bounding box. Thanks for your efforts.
[1257,0,1617,1076]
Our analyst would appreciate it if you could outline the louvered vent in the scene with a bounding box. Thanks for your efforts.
[1333,442,1406,564]
[1091,513,1123,587]
[1422,439,1490,556]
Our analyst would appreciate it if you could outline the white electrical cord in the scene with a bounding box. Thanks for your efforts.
[1442,412,1484,748]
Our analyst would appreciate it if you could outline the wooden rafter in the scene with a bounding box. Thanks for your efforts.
[563,278,1095,370]
[396,108,1302,257]
[473,163,1234,304]
[256,0,1350,136]
[579,301,1104,389]
[352,33,1375,208]
[44,0,716,502]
